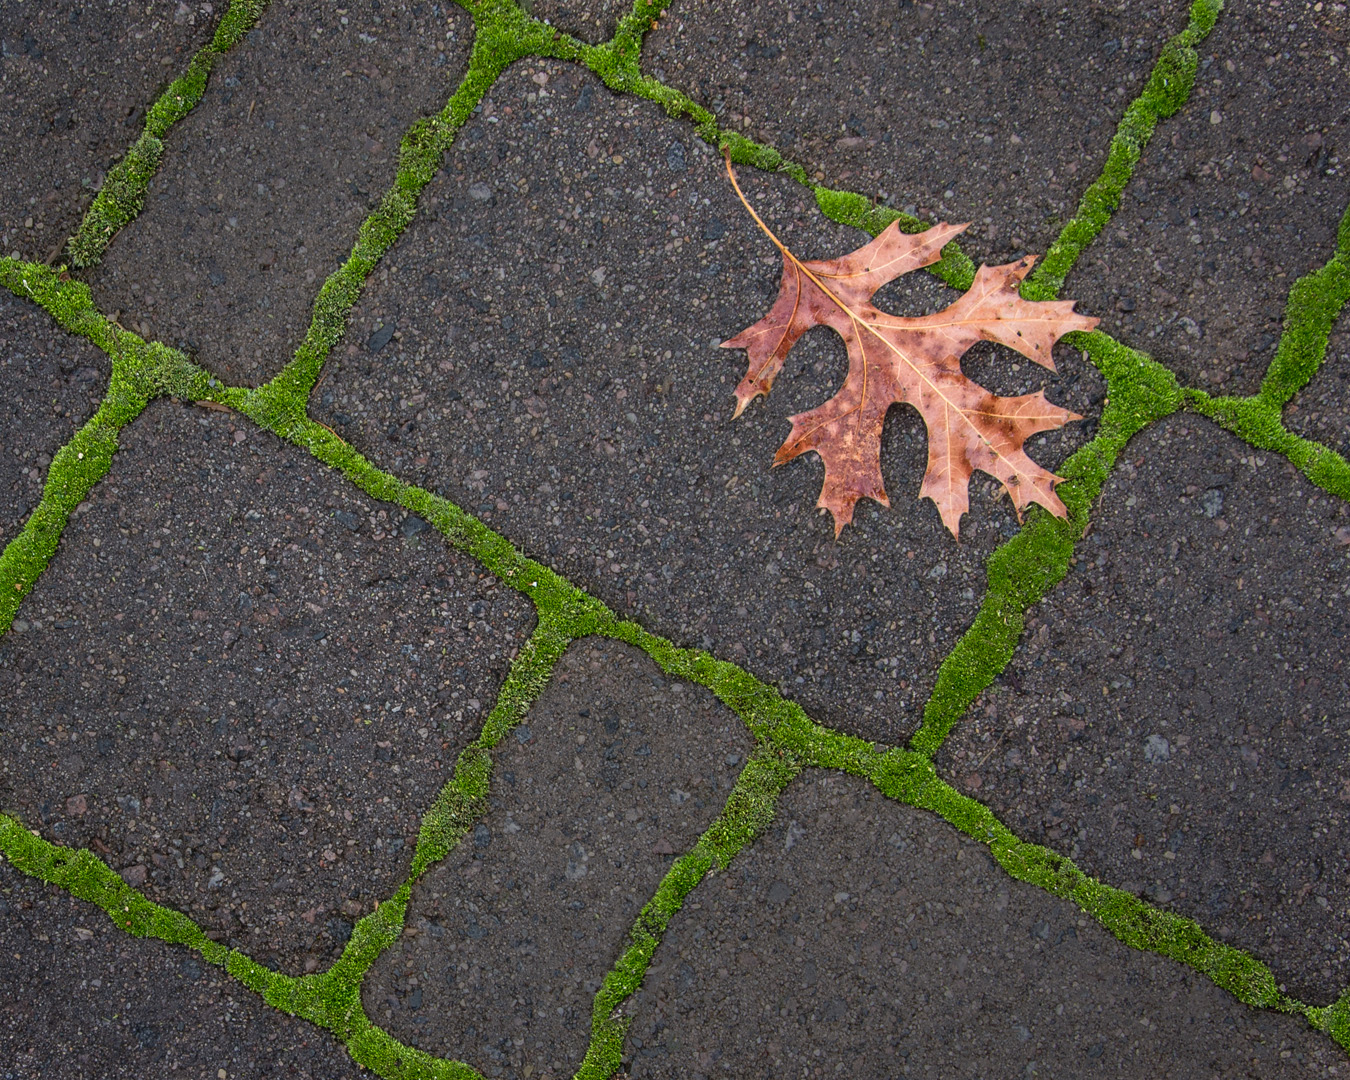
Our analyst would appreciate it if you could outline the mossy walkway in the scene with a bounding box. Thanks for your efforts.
[1,0,1348,1076]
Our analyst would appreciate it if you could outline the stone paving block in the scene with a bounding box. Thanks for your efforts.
[937,415,1350,1005]
[363,638,753,1077]
[529,0,629,45]
[624,770,1340,1079]
[0,292,109,539]
[0,0,210,265]
[312,60,1105,748]
[89,0,471,385]
[0,401,533,973]
[0,862,363,1080]
[643,0,1177,258]
[1288,323,1350,461]
[1065,3,1350,396]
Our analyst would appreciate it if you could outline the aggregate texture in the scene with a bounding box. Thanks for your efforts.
[1065,1,1350,397]
[310,59,1104,748]
[0,401,534,974]
[1,0,1349,1075]
[0,0,212,266]
[528,0,630,45]
[1287,322,1350,460]
[937,415,1350,1006]
[642,0,1178,259]
[89,0,472,386]
[0,292,109,540]
[364,638,753,1075]
[624,770,1341,1079]
[0,862,366,1080]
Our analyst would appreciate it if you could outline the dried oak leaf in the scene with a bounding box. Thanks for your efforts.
[722,162,1098,537]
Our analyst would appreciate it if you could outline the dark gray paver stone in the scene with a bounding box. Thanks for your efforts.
[1066,4,1350,396]
[1287,323,1350,462]
[0,863,362,1079]
[937,415,1350,1005]
[529,0,629,45]
[0,292,109,539]
[0,401,533,973]
[311,60,1104,748]
[643,0,1176,258]
[624,770,1341,1078]
[0,0,211,265]
[363,638,753,1077]
[89,0,471,385]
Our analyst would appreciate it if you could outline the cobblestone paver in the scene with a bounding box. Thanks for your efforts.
[1,0,1348,1077]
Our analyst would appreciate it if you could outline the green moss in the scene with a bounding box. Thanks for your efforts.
[858,756,1295,1012]
[66,0,268,268]
[809,0,1219,303]
[1259,199,1350,406]
[1186,390,1350,502]
[0,262,162,631]
[0,611,558,1080]
[410,617,571,876]
[1311,989,1350,1053]
[578,747,798,1079]
[1021,0,1221,299]
[1,812,223,965]
[611,0,676,61]
[260,19,525,407]
[910,332,1182,755]
[623,0,1222,308]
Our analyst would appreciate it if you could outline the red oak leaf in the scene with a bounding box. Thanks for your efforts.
[722,159,1098,538]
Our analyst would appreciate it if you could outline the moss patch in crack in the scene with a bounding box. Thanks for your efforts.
[843,747,1300,1016]
[0,816,228,961]
[1023,0,1222,300]
[65,0,270,268]
[1312,990,1350,1054]
[1179,196,1350,503]
[609,0,676,71]
[801,0,1222,302]
[0,263,143,630]
[249,618,600,1078]
[0,260,228,631]
[909,331,1183,755]
[577,747,799,1080]
[1184,389,1350,500]
[256,0,639,411]
[261,50,507,405]
[223,615,578,1078]
[410,616,572,877]
[0,615,567,1080]
[1258,200,1350,407]
[672,0,1223,303]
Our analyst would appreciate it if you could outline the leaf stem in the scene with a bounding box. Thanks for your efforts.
[724,153,795,261]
